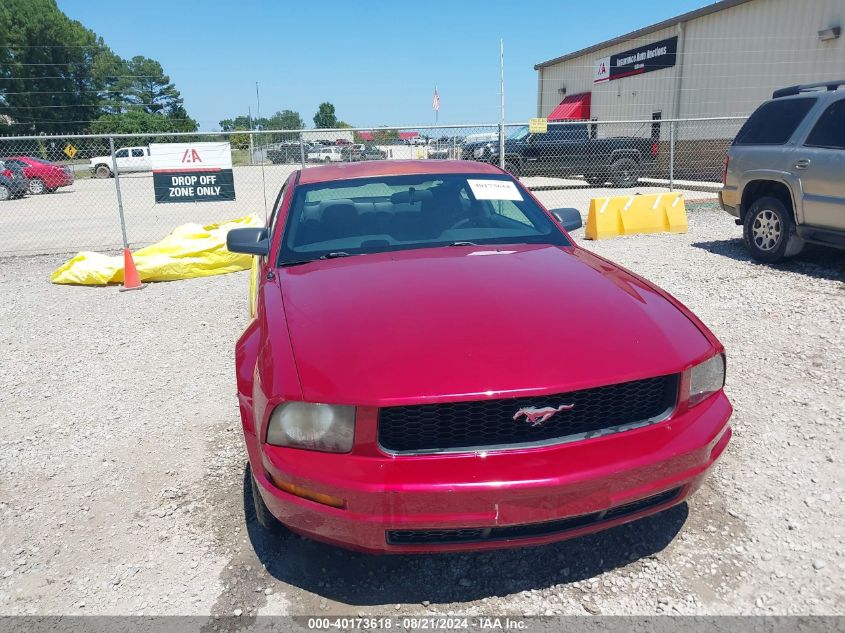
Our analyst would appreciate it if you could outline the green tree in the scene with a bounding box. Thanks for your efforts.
[313,102,338,128]
[89,108,197,134]
[267,110,304,131]
[0,0,196,134]
[219,115,269,132]
[0,0,111,133]
[122,56,184,116]
[91,48,129,115]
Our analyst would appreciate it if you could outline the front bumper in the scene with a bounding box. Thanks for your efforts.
[245,392,731,554]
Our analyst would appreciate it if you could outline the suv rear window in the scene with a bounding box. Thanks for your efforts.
[804,100,845,150]
[733,98,816,146]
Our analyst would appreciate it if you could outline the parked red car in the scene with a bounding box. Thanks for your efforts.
[0,156,74,194]
[227,160,732,554]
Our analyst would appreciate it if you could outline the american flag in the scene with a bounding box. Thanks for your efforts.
[432,87,440,112]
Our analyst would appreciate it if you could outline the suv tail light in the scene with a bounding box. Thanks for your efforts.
[651,142,659,158]
[721,156,730,185]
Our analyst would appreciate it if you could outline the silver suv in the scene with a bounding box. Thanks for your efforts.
[720,80,845,262]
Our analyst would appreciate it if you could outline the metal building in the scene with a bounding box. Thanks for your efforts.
[533,0,845,180]
[535,0,845,122]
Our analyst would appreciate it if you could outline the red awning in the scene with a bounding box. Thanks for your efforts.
[548,92,591,121]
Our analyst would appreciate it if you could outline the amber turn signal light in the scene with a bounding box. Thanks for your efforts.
[267,472,346,509]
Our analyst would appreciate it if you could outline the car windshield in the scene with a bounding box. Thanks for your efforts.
[279,173,569,264]
[507,126,530,141]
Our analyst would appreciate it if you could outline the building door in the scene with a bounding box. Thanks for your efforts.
[651,111,662,159]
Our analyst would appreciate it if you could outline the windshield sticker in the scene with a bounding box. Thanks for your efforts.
[467,179,523,201]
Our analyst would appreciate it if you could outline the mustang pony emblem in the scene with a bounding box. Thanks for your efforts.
[513,404,575,427]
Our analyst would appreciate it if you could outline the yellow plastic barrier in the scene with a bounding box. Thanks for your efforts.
[584,192,687,240]
[50,215,262,285]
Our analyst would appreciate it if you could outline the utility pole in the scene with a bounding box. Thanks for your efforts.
[499,38,505,170]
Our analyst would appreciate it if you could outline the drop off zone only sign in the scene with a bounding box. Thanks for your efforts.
[150,142,235,203]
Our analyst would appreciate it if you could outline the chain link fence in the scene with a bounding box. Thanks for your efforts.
[0,117,745,256]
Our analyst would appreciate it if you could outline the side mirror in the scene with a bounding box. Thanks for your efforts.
[227,227,270,256]
[551,208,583,233]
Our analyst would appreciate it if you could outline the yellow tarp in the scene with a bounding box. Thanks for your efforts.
[51,215,262,285]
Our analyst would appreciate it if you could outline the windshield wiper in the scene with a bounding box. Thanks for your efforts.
[320,251,352,259]
[448,241,477,246]
[280,259,317,267]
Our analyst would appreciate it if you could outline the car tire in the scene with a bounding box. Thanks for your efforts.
[28,178,46,195]
[0,184,10,201]
[504,161,520,178]
[323,157,331,163]
[609,158,640,187]
[94,165,112,179]
[743,196,803,263]
[248,466,288,536]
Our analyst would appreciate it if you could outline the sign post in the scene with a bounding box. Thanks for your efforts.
[109,137,129,249]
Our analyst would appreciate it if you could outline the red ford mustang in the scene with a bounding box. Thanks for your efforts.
[227,160,732,554]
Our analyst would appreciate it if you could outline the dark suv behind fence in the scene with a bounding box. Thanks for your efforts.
[720,80,845,262]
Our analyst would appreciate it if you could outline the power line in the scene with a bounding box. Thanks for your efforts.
[1,89,160,95]
[4,103,169,109]
[0,75,160,80]
[5,119,196,125]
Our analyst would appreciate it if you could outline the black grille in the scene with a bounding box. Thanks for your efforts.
[378,374,678,453]
[387,487,682,545]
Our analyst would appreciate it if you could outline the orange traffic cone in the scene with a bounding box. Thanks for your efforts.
[119,247,146,291]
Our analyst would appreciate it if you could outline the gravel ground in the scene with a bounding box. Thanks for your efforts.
[0,201,843,619]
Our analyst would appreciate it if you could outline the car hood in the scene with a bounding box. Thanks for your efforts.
[278,245,713,406]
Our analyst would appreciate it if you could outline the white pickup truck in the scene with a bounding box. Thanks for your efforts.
[90,146,151,178]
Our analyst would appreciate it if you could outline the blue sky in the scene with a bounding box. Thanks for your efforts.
[59,0,707,131]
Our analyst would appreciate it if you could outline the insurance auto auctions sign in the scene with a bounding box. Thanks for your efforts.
[150,142,235,203]
[594,36,678,83]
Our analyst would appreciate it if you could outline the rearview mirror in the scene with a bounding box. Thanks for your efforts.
[227,227,269,256]
[551,208,583,233]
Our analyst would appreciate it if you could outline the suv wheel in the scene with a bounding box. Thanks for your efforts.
[609,158,640,187]
[94,164,112,179]
[743,196,803,263]
[0,184,10,201]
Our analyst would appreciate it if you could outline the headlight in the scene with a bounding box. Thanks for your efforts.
[266,402,355,452]
[473,147,485,158]
[688,354,725,406]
